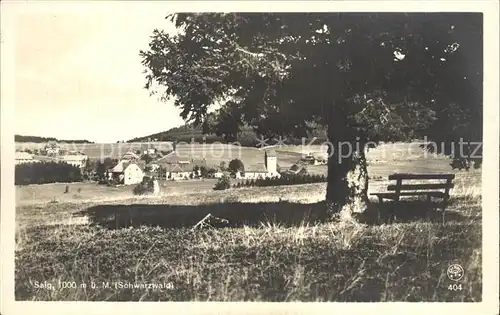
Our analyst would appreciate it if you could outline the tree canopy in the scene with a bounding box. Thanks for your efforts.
[228,158,245,175]
[141,13,481,157]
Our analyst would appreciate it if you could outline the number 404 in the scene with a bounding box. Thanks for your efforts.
[448,284,463,291]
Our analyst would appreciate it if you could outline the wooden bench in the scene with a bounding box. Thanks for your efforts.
[371,173,455,211]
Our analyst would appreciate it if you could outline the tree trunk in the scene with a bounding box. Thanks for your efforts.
[325,102,369,221]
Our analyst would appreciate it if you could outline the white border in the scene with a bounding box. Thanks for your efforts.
[1,1,498,314]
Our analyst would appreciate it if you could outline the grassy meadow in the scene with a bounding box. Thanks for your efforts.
[15,142,482,301]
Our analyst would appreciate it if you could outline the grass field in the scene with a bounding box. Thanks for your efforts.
[15,141,302,169]
[164,143,301,169]
[14,142,482,301]
[16,179,223,207]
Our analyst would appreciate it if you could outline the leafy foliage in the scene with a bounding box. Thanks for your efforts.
[142,13,481,157]
[15,135,93,143]
[15,162,83,185]
[213,175,231,190]
[228,158,245,175]
[133,176,155,195]
[237,173,327,188]
[96,158,118,181]
[141,154,154,164]
[199,166,208,178]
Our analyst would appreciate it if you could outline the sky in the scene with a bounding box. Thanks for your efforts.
[11,3,185,143]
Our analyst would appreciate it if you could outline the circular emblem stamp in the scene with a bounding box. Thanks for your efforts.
[447,264,464,281]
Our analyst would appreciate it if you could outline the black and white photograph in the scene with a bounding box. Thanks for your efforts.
[1,1,498,314]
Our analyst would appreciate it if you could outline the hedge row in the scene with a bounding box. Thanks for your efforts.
[232,173,327,189]
[15,161,83,185]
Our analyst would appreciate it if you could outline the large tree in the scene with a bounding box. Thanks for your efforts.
[141,13,482,220]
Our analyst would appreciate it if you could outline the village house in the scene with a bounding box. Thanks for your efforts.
[109,160,146,185]
[60,154,88,168]
[163,158,207,180]
[301,152,327,165]
[236,150,281,179]
[15,151,34,164]
[213,168,227,178]
[164,163,193,180]
[44,141,60,156]
[120,151,140,161]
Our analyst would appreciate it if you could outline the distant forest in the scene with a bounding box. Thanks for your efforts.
[127,123,328,146]
[15,135,94,144]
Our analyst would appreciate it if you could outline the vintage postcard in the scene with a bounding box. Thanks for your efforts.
[1,1,498,314]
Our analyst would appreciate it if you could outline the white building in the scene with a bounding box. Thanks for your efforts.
[15,151,34,164]
[124,163,145,185]
[60,154,88,168]
[159,155,206,180]
[45,141,60,156]
[110,161,145,185]
[302,152,327,165]
[120,151,140,161]
[236,150,281,179]
[164,163,193,180]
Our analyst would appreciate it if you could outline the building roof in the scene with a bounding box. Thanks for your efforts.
[61,155,87,161]
[245,163,268,173]
[121,151,140,160]
[15,152,33,160]
[156,153,189,164]
[112,161,146,173]
[111,161,127,173]
[157,153,206,166]
[265,150,277,157]
[32,155,58,162]
[125,161,146,171]
[164,163,194,173]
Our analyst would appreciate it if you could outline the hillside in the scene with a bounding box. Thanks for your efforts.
[15,135,94,144]
[126,123,205,143]
[126,123,328,146]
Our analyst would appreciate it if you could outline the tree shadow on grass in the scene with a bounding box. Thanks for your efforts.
[74,197,475,230]
[76,201,329,230]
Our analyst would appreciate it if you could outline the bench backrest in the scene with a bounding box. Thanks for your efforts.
[387,173,455,196]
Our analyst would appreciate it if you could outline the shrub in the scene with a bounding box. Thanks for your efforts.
[228,158,245,176]
[133,177,155,195]
[199,166,208,178]
[207,168,217,178]
[213,175,231,191]
[237,172,327,189]
[219,161,226,171]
